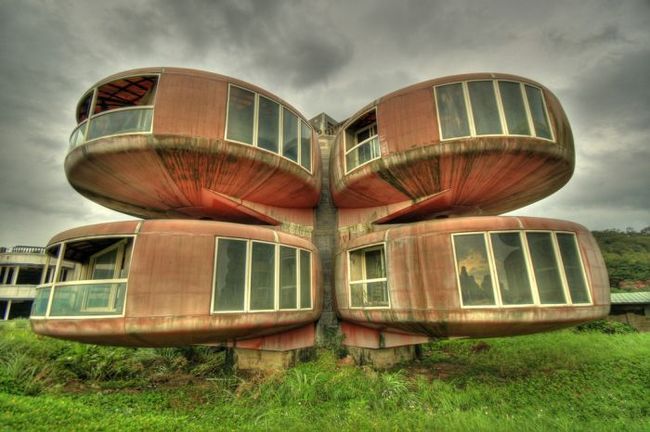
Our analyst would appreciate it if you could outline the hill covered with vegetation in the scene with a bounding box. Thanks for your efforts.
[592,227,650,291]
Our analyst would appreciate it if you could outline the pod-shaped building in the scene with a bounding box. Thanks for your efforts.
[331,73,573,220]
[66,68,321,224]
[335,216,608,346]
[31,220,321,348]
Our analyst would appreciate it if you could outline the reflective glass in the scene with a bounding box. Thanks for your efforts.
[557,233,590,303]
[258,96,279,153]
[525,85,552,139]
[499,82,530,135]
[350,282,364,307]
[91,248,118,280]
[31,287,51,317]
[250,242,275,310]
[282,108,299,162]
[490,232,533,305]
[300,121,312,171]
[454,234,496,306]
[468,81,502,135]
[49,282,126,316]
[86,108,153,141]
[300,250,311,309]
[526,232,566,304]
[436,83,470,139]
[214,239,247,311]
[279,246,297,309]
[366,281,389,307]
[226,86,255,144]
[346,137,379,171]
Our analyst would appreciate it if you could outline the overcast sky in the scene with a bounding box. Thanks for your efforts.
[0,0,648,247]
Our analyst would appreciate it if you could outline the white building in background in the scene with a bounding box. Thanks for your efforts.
[0,246,74,320]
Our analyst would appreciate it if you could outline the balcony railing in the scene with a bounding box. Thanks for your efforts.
[69,107,153,150]
[10,246,46,254]
[31,280,127,318]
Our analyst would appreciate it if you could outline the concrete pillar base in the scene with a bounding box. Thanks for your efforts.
[234,348,314,372]
[347,345,417,369]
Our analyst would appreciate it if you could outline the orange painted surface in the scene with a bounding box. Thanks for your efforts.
[31,220,322,347]
[335,216,609,338]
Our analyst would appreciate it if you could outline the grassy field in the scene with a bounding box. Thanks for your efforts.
[1,319,649,432]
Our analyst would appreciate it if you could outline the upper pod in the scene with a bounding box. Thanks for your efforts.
[330,73,573,218]
[66,68,321,222]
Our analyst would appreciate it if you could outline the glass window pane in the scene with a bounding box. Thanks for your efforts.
[86,108,153,141]
[300,250,311,309]
[258,96,279,153]
[525,85,552,139]
[282,108,299,162]
[490,232,533,305]
[557,233,590,304]
[226,86,255,144]
[366,281,389,307]
[350,282,364,307]
[300,121,312,171]
[31,287,51,317]
[214,239,247,311]
[526,232,566,304]
[454,234,495,306]
[346,137,379,171]
[92,248,118,280]
[279,246,297,309]
[250,242,275,310]
[468,81,502,135]
[364,248,385,280]
[77,91,94,123]
[436,84,470,139]
[49,283,126,316]
[499,82,530,135]
[349,249,364,282]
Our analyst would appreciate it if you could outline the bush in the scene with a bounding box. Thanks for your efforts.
[573,319,637,334]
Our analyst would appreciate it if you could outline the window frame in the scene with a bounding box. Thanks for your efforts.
[224,84,313,174]
[434,79,555,143]
[347,242,391,310]
[70,74,159,148]
[32,235,135,320]
[211,236,313,314]
[343,108,381,174]
[452,230,591,309]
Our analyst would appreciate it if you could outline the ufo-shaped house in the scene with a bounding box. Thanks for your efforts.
[331,74,609,349]
[331,73,573,220]
[30,220,321,347]
[66,68,321,224]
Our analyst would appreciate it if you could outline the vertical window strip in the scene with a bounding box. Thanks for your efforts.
[225,85,313,173]
[436,80,553,141]
[213,237,312,313]
[454,231,592,308]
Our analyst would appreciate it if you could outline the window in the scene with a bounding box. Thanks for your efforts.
[15,267,44,285]
[453,231,591,308]
[344,110,380,173]
[70,75,158,149]
[225,85,313,172]
[34,237,132,319]
[453,234,496,306]
[212,238,312,313]
[435,80,553,141]
[348,245,389,308]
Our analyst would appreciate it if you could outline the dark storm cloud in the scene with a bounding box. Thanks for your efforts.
[0,0,648,246]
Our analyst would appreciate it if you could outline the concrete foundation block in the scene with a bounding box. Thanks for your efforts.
[347,345,417,369]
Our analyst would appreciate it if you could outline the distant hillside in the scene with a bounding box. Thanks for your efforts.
[592,228,650,291]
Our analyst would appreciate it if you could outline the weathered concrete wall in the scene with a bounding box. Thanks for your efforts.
[314,135,338,342]
[609,312,650,332]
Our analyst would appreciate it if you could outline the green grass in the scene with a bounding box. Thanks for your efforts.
[1,319,649,431]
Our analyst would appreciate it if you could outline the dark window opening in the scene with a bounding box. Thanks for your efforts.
[93,76,158,116]
[16,267,44,285]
